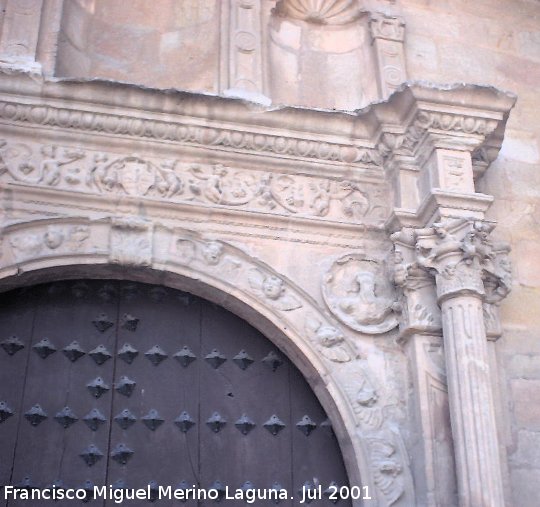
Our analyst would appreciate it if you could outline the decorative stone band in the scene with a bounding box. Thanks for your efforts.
[0,75,517,181]
[0,140,389,225]
[377,111,500,161]
[0,100,383,168]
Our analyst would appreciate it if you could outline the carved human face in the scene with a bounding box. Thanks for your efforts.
[202,242,223,265]
[44,228,64,249]
[262,275,283,300]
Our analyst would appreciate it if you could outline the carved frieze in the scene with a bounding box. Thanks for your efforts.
[0,140,388,224]
[323,254,399,334]
[8,224,89,260]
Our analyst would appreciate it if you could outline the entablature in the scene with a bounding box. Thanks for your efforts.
[0,72,515,239]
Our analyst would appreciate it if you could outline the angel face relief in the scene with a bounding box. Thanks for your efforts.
[248,269,302,311]
[323,254,399,334]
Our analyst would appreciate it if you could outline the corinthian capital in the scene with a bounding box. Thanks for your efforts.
[413,218,511,302]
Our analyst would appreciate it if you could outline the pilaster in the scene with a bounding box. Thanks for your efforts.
[388,86,515,506]
[369,13,407,100]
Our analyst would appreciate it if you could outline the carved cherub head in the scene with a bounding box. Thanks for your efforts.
[433,223,448,239]
[315,325,344,347]
[356,385,378,407]
[202,241,223,265]
[43,227,64,249]
[262,275,284,300]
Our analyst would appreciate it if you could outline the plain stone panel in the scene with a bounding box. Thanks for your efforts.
[506,354,540,380]
[510,430,540,468]
[510,379,540,430]
[510,468,540,507]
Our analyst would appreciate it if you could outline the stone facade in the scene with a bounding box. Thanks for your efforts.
[0,1,538,506]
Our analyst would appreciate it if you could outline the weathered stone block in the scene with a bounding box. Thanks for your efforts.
[510,379,540,430]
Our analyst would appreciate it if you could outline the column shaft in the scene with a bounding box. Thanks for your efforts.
[441,294,504,507]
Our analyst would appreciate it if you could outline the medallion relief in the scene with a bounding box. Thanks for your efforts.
[323,254,399,334]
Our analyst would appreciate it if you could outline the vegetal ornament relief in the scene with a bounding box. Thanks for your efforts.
[367,435,405,506]
[415,220,512,300]
[393,219,511,338]
[0,141,388,223]
[109,217,153,267]
[323,254,400,334]
[337,360,406,505]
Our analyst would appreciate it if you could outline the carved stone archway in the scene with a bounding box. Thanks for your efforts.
[0,215,416,507]
[0,67,517,507]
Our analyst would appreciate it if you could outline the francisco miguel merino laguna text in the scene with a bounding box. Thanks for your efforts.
[3,484,292,503]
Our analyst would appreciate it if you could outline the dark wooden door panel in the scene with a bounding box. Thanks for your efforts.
[199,302,295,507]
[0,280,351,507]
[105,285,202,507]
[0,288,37,507]
[6,281,118,507]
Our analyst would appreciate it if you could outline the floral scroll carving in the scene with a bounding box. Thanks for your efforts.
[392,218,512,339]
[0,141,388,224]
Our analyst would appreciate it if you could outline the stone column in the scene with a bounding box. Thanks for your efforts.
[414,219,511,507]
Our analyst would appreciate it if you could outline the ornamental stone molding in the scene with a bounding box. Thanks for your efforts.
[0,70,516,507]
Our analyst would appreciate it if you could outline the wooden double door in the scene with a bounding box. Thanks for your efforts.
[0,280,351,506]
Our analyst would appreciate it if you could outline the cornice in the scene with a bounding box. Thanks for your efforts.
[0,72,516,234]
[0,73,516,167]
